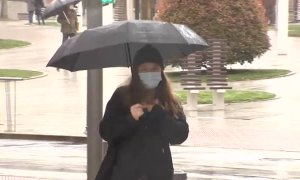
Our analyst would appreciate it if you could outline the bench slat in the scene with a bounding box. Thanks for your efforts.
[208,62,226,65]
[184,87,206,90]
[181,67,202,70]
[181,82,203,86]
[207,70,227,74]
[207,78,228,82]
[181,78,201,82]
[181,63,203,66]
[181,72,202,75]
[209,86,232,90]
[17,13,29,20]
[207,83,229,86]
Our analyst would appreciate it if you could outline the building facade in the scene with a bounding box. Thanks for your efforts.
[289,0,300,22]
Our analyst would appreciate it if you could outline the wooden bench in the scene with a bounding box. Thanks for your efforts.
[180,38,232,110]
[205,39,231,90]
[180,53,205,111]
[205,39,232,110]
[17,13,28,20]
[180,53,205,91]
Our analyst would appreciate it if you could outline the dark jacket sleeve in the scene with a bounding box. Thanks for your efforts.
[99,88,139,142]
[150,105,189,145]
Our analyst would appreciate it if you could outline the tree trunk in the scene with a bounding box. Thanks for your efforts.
[140,0,154,20]
[0,0,8,19]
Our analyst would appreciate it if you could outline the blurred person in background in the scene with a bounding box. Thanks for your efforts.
[26,0,35,24]
[57,4,78,43]
[56,4,78,72]
[34,0,45,25]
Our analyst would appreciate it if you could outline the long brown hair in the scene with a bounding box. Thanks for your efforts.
[121,65,182,118]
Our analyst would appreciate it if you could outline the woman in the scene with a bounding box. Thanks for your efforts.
[56,4,78,71]
[96,45,189,180]
[57,4,78,43]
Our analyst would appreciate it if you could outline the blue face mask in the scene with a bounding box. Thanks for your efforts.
[138,72,162,89]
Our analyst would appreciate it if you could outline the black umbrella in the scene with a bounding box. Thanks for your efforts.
[46,20,208,72]
[42,0,80,19]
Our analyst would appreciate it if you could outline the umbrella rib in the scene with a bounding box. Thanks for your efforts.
[125,43,132,68]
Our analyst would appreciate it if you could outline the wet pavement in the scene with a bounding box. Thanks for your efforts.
[1,139,300,180]
[0,20,300,179]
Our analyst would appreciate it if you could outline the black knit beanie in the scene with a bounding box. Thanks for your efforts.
[132,45,164,68]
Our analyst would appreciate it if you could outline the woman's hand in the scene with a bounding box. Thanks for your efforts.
[130,104,144,121]
[142,99,160,112]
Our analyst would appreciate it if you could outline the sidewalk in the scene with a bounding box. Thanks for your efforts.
[0,21,300,152]
[1,139,300,179]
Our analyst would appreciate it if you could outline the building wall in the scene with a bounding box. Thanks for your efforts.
[113,0,127,21]
[5,0,50,20]
[297,0,300,21]
[289,0,300,22]
[5,1,27,20]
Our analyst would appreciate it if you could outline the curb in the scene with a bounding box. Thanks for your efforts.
[23,72,48,80]
[0,70,47,81]
[0,133,86,143]
[0,133,187,179]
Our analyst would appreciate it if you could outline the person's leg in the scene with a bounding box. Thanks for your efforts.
[28,11,34,24]
[65,35,71,73]
[57,33,69,71]
[62,33,68,43]
[36,15,41,25]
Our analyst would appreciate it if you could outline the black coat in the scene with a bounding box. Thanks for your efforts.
[96,86,189,180]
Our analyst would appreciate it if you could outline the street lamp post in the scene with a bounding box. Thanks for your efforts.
[127,0,135,20]
[276,0,289,55]
[86,0,103,179]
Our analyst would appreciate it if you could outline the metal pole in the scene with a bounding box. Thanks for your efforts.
[127,0,134,20]
[86,0,103,179]
[276,0,289,55]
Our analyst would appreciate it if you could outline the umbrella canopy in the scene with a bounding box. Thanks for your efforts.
[42,0,80,19]
[46,20,209,72]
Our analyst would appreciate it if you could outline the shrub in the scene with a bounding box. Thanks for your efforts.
[156,0,270,65]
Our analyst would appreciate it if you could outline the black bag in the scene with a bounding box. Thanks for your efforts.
[95,143,118,180]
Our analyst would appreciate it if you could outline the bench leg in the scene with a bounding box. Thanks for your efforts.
[187,90,199,110]
[186,90,199,116]
[212,89,225,110]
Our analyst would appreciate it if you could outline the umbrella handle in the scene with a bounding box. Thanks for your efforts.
[125,43,132,69]
[63,11,71,24]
